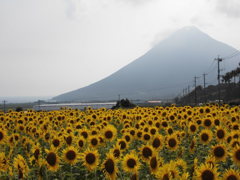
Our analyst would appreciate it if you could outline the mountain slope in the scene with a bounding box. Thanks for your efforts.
[53,27,239,102]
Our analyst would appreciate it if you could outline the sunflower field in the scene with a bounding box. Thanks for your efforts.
[0,104,240,179]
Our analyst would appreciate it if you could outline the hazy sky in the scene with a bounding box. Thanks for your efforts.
[1,0,240,97]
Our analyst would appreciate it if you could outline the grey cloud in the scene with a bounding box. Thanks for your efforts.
[216,0,240,18]
[119,0,156,6]
[190,16,213,27]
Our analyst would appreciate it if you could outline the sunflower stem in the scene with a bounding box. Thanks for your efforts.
[70,165,73,180]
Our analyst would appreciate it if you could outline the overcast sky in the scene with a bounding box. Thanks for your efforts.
[1,0,240,97]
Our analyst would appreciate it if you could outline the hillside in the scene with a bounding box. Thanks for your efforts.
[176,83,240,105]
[53,27,239,102]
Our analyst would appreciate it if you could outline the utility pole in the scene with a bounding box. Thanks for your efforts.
[118,94,120,101]
[194,76,200,106]
[203,73,207,103]
[3,100,6,113]
[215,56,223,105]
[188,85,190,94]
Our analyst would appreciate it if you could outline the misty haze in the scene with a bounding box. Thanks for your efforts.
[0,1,240,179]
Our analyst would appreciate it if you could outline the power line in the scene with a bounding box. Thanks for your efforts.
[223,49,240,60]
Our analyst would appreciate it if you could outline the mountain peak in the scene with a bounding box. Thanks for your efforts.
[53,27,238,102]
[170,26,210,39]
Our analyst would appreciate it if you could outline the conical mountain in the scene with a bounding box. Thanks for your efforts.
[53,26,239,102]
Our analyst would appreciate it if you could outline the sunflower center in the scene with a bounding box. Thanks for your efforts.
[130,130,135,136]
[233,125,239,130]
[81,132,88,139]
[214,147,225,158]
[168,138,177,148]
[78,140,84,147]
[150,129,156,135]
[119,141,126,150]
[217,130,224,139]
[0,132,3,141]
[190,125,196,132]
[227,175,238,180]
[204,119,212,127]
[201,170,214,180]
[91,138,98,146]
[46,152,57,166]
[143,134,150,141]
[137,132,142,138]
[105,131,113,139]
[104,159,114,174]
[66,150,76,160]
[53,139,60,147]
[152,138,161,148]
[125,135,130,142]
[127,158,136,168]
[66,136,72,145]
[142,147,152,158]
[150,157,157,169]
[86,153,96,164]
[214,119,220,126]
[162,122,168,127]
[168,128,173,134]
[201,133,209,142]
[235,150,240,161]
[113,149,120,158]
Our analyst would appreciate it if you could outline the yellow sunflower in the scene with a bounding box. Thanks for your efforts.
[77,137,85,150]
[110,144,121,159]
[45,147,59,172]
[102,153,118,180]
[211,144,227,162]
[199,129,213,145]
[222,169,240,180]
[139,145,154,162]
[122,151,140,173]
[13,154,29,179]
[151,134,163,150]
[148,152,163,175]
[103,125,117,142]
[81,149,99,171]
[142,132,151,142]
[231,145,240,166]
[157,162,180,180]
[215,126,227,142]
[117,139,128,151]
[205,155,216,168]
[0,128,7,144]
[0,152,8,173]
[31,143,41,162]
[62,146,79,165]
[88,135,100,148]
[166,134,179,151]
[188,122,198,134]
[51,136,62,149]
[202,118,213,129]
[196,163,219,180]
